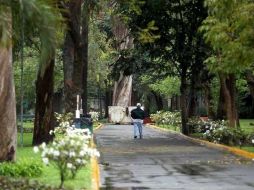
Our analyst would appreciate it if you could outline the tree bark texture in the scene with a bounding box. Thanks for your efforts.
[112,72,132,106]
[0,45,17,161]
[218,73,237,128]
[188,87,197,117]
[180,74,189,135]
[81,3,89,114]
[104,80,111,118]
[204,84,215,119]
[63,33,75,113]
[216,82,226,120]
[188,70,199,117]
[33,59,55,145]
[61,0,83,113]
[111,17,134,107]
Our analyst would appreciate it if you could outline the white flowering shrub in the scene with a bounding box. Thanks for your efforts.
[55,112,73,127]
[151,111,181,127]
[200,120,247,146]
[34,127,99,188]
[89,111,99,121]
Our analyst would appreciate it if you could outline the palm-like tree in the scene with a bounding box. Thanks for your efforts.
[0,0,57,161]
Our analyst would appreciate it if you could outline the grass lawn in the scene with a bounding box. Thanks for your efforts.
[17,133,92,189]
[157,124,181,132]
[241,146,254,153]
[17,120,34,128]
[240,119,254,133]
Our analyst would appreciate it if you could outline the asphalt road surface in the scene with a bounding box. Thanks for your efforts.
[94,124,254,190]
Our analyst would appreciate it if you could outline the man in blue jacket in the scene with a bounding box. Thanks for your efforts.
[131,103,145,139]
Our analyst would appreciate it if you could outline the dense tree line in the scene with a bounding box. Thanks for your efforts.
[1,0,254,161]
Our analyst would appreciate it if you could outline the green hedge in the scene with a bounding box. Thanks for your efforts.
[0,159,43,177]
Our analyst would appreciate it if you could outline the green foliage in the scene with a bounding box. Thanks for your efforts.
[0,159,43,177]
[0,0,59,59]
[137,20,161,43]
[148,76,180,97]
[88,18,113,99]
[200,0,254,73]
[14,46,38,113]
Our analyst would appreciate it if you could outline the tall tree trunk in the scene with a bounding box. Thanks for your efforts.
[245,70,254,116]
[188,71,198,117]
[111,17,133,107]
[63,34,75,113]
[112,72,132,106]
[188,86,197,117]
[0,35,17,161]
[204,84,215,119]
[61,0,83,113]
[218,73,237,128]
[104,80,111,118]
[81,2,89,114]
[180,74,189,135]
[216,81,226,120]
[33,59,55,145]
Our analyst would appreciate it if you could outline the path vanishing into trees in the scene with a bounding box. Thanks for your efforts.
[94,124,254,190]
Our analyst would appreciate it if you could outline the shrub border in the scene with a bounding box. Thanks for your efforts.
[146,124,254,159]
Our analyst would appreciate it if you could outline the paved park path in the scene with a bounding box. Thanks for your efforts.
[94,124,254,190]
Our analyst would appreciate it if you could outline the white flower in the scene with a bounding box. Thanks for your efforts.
[33,146,39,153]
[49,130,54,135]
[70,140,75,145]
[94,150,100,157]
[53,150,60,157]
[69,151,76,157]
[42,157,49,165]
[76,158,82,164]
[252,139,254,144]
[41,150,47,157]
[41,142,46,149]
[67,163,73,169]
[80,150,85,157]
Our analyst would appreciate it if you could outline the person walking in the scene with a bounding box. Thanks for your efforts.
[131,103,145,139]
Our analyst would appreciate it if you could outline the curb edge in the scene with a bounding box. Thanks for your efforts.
[146,124,254,159]
[91,123,103,190]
